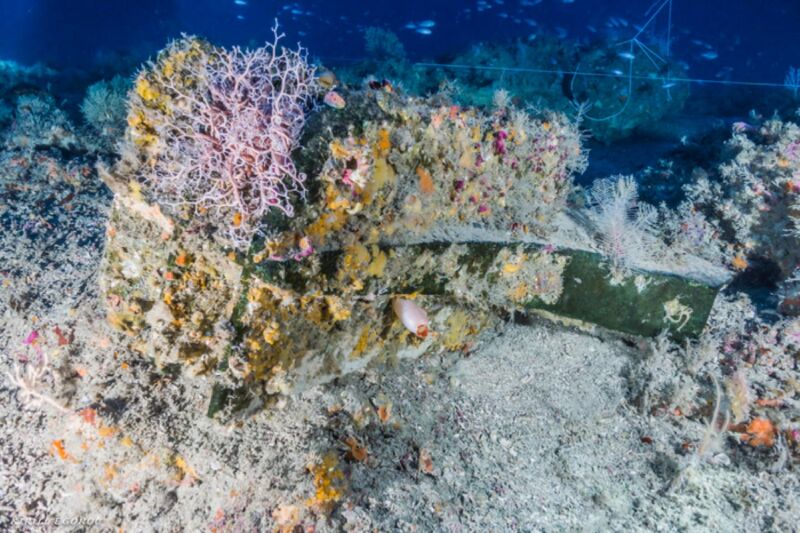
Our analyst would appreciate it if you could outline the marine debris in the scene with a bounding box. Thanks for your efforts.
[98,32,725,407]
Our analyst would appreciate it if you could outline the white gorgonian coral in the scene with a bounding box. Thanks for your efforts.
[81,75,129,137]
[585,175,659,274]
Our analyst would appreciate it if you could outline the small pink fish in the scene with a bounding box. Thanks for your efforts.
[323,91,346,110]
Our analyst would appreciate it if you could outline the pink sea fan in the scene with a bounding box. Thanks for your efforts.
[144,23,318,249]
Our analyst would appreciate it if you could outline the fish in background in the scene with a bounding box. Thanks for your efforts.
[606,16,629,28]
[404,19,436,35]
[281,3,312,16]
[715,66,734,80]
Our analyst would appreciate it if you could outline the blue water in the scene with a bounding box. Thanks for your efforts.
[0,0,797,86]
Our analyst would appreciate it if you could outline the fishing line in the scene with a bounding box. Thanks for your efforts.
[410,62,790,90]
